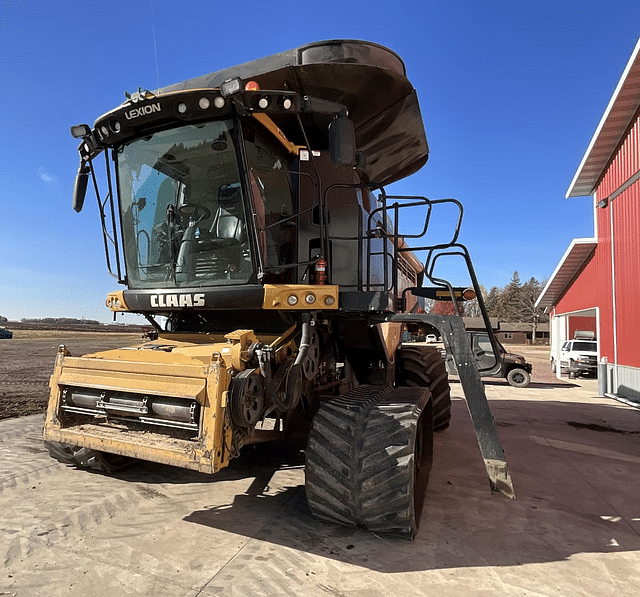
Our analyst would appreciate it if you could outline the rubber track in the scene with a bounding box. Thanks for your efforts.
[305,384,432,537]
[397,346,452,430]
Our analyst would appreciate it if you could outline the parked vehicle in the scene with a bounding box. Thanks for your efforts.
[551,338,598,377]
[0,327,12,339]
[443,331,532,388]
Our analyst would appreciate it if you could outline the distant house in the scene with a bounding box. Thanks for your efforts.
[536,37,640,404]
[499,322,550,345]
[461,318,548,345]
[528,322,549,345]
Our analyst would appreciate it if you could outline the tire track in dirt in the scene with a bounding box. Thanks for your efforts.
[0,417,234,594]
[0,419,53,489]
[1,468,146,565]
[204,541,320,597]
[0,417,161,572]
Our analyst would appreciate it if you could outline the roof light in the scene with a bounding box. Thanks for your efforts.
[70,124,91,139]
[258,97,269,109]
[111,120,121,133]
[198,97,211,110]
[220,77,242,97]
[214,96,225,109]
[245,80,260,91]
[177,102,188,114]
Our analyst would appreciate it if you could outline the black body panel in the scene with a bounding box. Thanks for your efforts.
[157,40,429,186]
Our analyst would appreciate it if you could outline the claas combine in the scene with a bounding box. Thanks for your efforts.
[44,40,514,538]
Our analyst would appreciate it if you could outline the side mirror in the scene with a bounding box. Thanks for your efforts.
[329,115,356,168]
[73,163,90,213]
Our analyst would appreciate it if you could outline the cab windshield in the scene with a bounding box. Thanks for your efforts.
[117,121,253,289]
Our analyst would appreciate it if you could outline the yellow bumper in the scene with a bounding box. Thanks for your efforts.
[43,339,235,474]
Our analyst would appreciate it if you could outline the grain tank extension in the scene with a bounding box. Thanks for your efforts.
[44,40,514,538]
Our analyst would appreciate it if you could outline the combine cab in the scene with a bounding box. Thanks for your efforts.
[44,40,513,537]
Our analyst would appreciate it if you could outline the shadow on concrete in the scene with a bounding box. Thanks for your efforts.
[143,395,640,573]
[483,380,580,390]
[449,378,580,390]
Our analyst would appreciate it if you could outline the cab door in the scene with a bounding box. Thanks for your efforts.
[471,333,497,371]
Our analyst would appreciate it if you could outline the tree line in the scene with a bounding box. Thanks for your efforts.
[427,271,548,325]
[483,272,548,325]
[20,317,101,325]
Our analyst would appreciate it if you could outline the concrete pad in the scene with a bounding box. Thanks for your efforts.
[1,359,639,596]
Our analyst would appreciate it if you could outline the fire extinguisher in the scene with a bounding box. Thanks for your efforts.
[314,256,327,285]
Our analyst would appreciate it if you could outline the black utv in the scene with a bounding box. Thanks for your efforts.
[443,331,532,388]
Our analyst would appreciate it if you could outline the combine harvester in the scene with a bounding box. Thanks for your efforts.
[44,40,513,537]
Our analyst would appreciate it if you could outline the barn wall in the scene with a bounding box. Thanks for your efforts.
[597,112,640,369]
[569,316,597,339]
[554,226,613,361]
[555,112,640,372]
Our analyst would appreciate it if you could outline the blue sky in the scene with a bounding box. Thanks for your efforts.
[1,1,639,323]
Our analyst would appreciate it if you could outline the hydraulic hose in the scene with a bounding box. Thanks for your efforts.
[294,314,312,367]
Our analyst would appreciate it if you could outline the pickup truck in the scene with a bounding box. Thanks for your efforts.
[551,339,598,377]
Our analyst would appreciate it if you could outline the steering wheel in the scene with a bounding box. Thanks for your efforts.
[177,203,211,224]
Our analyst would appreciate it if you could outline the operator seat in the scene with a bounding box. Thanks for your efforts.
[208,206,245,246]
[194,184,250,280]
[207,184,246,246]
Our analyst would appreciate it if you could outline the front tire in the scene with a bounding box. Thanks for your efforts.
[305,385,433,538]
[506,367,530,388]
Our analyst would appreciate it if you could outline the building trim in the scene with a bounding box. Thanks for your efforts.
[535,238,597,310]
[610,200,618,390]
[566,37,640,198]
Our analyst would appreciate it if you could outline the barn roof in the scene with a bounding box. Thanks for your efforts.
[567,37,640,198]
[535,238,597,310]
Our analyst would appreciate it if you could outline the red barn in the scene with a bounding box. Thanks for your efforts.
[536,37,640,405]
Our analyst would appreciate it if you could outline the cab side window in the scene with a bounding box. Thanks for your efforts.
[243,123,296,281]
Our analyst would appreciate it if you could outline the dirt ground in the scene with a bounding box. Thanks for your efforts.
[0,331,561,420]
[0,331,142,420]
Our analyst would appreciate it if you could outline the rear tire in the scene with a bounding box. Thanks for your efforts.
[397,346,451,430]
[44,441,134,473]
[305,385,433,538]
